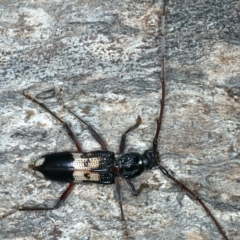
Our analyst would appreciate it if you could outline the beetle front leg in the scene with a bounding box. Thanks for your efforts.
[119,115,142,154]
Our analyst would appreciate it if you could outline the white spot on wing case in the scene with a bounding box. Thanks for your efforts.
[34,157,45,167]
[73,171,100,182]
[72,153,101,170]
[34,170,45,179]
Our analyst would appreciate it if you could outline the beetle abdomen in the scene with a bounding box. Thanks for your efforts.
[31,151,115,184]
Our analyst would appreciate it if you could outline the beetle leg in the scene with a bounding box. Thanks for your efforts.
[21,93,81,213]
[23,91,82,152]
[119,115,142,154]
[18,183,75,211]
[158,164,229,240]
[115,177,125,221]
[61,105,108,151]
[125,179,148,196]
[0,208,18,220]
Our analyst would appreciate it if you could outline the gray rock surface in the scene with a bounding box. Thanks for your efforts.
[0,0,239,239]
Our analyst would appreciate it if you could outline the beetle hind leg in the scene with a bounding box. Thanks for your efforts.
[19,183,75,211]
[23,91,83,152]
[57,89,108,151]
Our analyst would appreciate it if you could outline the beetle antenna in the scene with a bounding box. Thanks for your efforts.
[153,1,229,239]
[157,164,229,240]
[152,0,167,157]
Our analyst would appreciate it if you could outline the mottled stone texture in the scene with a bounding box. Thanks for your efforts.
[0,0,239,239]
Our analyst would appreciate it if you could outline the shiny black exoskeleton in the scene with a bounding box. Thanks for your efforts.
[7,2,229,239]
[31,149,158,184]
[118,150,157,179]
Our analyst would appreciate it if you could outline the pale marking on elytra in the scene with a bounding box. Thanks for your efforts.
[72,153,100,170]
[34,158,45,167]
[73,171,100,182]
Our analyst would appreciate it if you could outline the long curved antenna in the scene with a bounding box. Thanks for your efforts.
[153,0,167,155]
[158,165,229,240]
[153,1,229,239]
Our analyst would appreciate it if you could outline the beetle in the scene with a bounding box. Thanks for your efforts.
[0,1,229,239]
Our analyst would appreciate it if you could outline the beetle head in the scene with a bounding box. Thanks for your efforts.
[142,149,159,170]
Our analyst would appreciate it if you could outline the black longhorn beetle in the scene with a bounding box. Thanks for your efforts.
[1,1,229,239]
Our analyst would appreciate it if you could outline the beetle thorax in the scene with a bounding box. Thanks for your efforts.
[117,150,158,179]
